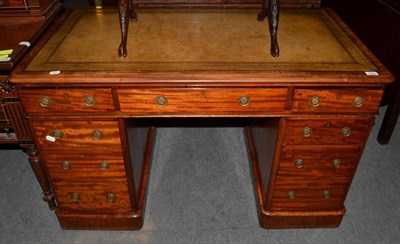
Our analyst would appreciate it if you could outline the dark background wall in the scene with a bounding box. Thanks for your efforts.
[322,0,400,105]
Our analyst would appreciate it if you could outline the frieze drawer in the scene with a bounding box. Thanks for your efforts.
[117,88,289,115]
[53,181,132,212]
[43,150,126,180]
[32,120,122,150]
[283,117,373,145]
[279,145,362,177]
[19,88,115,114]
[292,89,383,113]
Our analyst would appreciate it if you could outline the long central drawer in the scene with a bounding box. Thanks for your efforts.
[117,88,289,115]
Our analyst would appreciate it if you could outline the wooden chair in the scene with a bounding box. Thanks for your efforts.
[117,0,280,58]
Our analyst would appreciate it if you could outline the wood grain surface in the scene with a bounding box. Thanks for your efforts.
[44,150,126,180]
[292,88,383,113]
[118,88,288,115]
[53,180,132,212]
[19,88,115,113]
[283,117,373,145]
[32,120,122,150]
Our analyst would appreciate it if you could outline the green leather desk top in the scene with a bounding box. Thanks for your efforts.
[25,8,377,73]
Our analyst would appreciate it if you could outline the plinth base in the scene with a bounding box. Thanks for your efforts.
[259,209,345,228]
[56,210,143,230]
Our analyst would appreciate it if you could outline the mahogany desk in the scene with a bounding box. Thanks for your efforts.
[11,8,393,230]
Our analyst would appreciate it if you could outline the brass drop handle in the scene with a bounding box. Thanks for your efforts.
[107,193,116,202]
[70,193,80,201]
[287,191,296,199]
[39,96,51,107]
[294,159,304,169]
[155,96,168,107]
[309,96,321,107]
[353,96,364,107]
[83,95,96,106]
[322,190,331,199]
[302,127,313,137]
[92,130,104,139]
[61,160,71,170]
[52,129,63,139]
[341,127,352,137]
[238,96,250,106]
[332,159,341,168]
[99,161,109,170]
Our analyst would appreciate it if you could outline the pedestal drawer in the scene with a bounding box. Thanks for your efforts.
[117,88,288,115]
[43,150,126,180]
[19,88,115,114]
[32,120,122,150]
[278,145,362,177]
[270,188,347,211]
[270,176,350,211]
[283,117,372,145]
[292,89,383,113]
[53,181,132,212]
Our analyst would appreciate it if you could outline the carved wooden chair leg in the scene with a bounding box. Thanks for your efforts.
[118,0,129,58]
[258,0,280,57]
[21,144,57,210]
[129,0,138,21]
[267,0,280,57]
[257,0,269,21]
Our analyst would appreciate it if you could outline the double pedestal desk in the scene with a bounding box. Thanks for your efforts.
[11,8,393,229]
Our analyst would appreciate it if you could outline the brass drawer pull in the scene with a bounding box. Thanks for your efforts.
[238,96,250,106]
[353,96,364,107]
[99,161,109,170]
[92,130,104,139]
[302,127,313,137]
[39,96,51,107]
[107,193,116,202]
[287,191,296,199]
[155,96,168,107]
[83,95,96,106]
[52,129,63,139]
[70,193,80,201]
[61,160,71,170]
[309,96,321,107]
[332,159,341,168]
[341,127,352,137]
[322,190,331,199]
[294,159,304,168]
